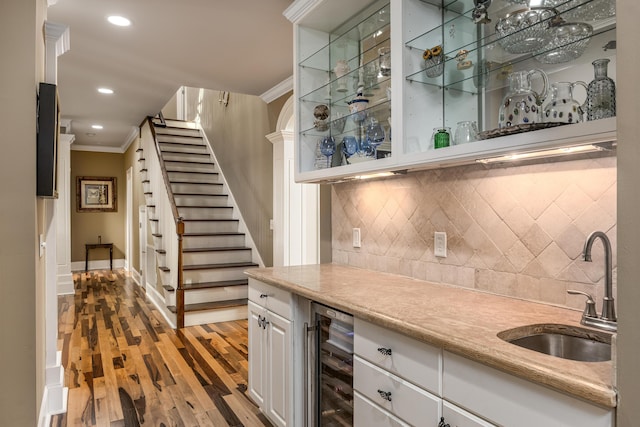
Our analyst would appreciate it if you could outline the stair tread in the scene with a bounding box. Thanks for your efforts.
[160,149,210,156]
[159,266,170,272]
[173,193,227,197]
[167,298,248,313]
[152,233,162,237]
[164,279,249,292]
[184,246,250,253]
[181,218,238,222]
[183,261,258,270]
[162,285,174,292]
[183,232,245,237]
[158,140,206,146]
[156,249,166,254]
[170,180,222,186]
[177,205,232,209]
[140,168,148,172]
[166,170,218,175]
[136,148,143,152]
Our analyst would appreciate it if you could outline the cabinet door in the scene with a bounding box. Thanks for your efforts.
[266,310,292,427]
[248,300,267,408]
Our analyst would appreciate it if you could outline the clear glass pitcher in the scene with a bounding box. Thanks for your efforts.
[543,81,588,124]
[498,69,549,128]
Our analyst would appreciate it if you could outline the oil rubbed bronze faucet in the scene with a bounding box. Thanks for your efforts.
[568,231,617,332]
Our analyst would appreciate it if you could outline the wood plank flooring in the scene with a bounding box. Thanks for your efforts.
[51,270,272,427]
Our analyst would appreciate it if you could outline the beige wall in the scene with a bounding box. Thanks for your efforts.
[70,151,126,263]
[616,0,640,422]
[184,88,274,266]
[0,0,46,423]
[333,154,617,311]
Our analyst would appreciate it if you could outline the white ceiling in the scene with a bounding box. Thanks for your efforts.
[47,0,294,150]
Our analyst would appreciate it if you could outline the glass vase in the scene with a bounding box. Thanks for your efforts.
[586,58,616,121]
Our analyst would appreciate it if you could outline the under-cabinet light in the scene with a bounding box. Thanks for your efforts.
[476,143,614,164]
[353,170,407,180]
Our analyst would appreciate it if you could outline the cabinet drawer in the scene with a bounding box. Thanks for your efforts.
[354,356,440,427]
[443,351,614,427]
[354,317,441,395]
[248,278,292,319]
[442,401,496,427]
[354,391,410,427]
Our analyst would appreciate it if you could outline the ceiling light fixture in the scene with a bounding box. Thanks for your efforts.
[91,125,103,130]
[107,15,131,27]
[98,87,114,94]
[476,142,615,164]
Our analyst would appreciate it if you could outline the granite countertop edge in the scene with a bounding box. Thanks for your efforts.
[245,264,616,409]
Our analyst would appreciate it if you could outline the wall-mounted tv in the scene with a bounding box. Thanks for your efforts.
[37,82,59,198]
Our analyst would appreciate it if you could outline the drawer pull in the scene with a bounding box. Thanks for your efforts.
[438,417,451,427]
[377,389,392,402]
[377,347,392,356]
[259,293,269,298]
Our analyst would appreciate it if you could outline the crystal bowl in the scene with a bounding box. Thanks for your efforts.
[495,7,558,54]
[534,22,593,64]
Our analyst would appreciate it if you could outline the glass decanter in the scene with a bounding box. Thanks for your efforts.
[586,58,616,121]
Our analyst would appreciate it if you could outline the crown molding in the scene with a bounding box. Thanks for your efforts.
[120,126,140,153]
[283,0,323,23]
[260,76,293,104]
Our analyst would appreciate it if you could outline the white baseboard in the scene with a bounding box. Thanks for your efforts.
[130,268,142,287]
[71,258,125,272]
[57,272,74,295]
[145,282,176,329]
[38,351,68,427]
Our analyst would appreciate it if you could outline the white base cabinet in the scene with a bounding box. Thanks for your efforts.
[248,279,296,427]
[353,318,614,427]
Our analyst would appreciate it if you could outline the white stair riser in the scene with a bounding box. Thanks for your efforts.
[182,234,245,248]
[152,235,163,249]
[143,181,151,193]
[150,221,159,235]
[168,172,219,183]
[144,195,154,205]
[159,143,208,154]
[138,159,145,169]
[182,285,248,305]
[184,249,252,265]
[184,306,248,327]
[162,152,212,163]
[156,251,166,266]
[183,267,248,283]
[178,208,234,220]
[174,195,229,207]
[183,220,239,233]
[165,162,216,173]
[155,128,201,138]
[171,182,225,194]
[137,150,144,161]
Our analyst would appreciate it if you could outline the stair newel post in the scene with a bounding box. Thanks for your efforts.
[176,217,185,329]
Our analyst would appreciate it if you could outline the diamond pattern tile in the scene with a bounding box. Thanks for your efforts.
[332,155,616,308]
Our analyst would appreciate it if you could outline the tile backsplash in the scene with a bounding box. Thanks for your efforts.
[331,154,617,310]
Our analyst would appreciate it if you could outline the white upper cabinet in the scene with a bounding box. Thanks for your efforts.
[286,0,617,183]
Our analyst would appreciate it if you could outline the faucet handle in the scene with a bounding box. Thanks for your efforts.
[567,290,598,318]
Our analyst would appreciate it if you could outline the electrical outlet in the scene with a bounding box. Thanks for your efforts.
[352,228,361,248]
[434,232,447,257]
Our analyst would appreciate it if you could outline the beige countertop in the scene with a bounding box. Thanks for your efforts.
[245,263,616,409]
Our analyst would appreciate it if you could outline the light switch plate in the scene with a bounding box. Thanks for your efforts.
[434,232,447,257]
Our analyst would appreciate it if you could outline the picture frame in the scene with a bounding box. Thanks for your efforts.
[76,176,117,212]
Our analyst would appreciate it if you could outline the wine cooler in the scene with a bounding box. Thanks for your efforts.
[307,302,354,426]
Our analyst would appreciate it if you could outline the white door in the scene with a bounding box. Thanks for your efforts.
[266,310,292,427]
[248,301,267,408]
[139,206,147,288]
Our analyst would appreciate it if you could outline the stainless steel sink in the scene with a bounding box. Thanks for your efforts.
[498,324,612,362]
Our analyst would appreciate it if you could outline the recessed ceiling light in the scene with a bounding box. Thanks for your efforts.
[107,15,131,27]
[91,125,103,130]
[86,133,96,137]
[98,87,114,94]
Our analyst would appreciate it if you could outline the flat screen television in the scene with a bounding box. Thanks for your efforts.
[37,82,59,198]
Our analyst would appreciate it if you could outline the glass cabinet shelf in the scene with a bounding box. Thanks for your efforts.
[288,0,617,183]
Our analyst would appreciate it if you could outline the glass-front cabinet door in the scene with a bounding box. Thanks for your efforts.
[287,0,617,183]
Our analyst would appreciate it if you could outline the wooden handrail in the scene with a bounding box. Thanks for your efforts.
[146,116,186,328]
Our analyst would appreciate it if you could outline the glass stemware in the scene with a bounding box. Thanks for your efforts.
[342,136,359,158]
[320,136,336,168]
[365,117,385,158]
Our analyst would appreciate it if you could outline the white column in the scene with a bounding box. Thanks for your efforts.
[267,128,320,267]
[56,134,74,294]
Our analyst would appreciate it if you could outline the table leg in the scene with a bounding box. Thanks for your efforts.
[110,247,113,270]
[85,247,89,272]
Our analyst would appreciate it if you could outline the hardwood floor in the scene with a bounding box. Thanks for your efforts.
[51,270,272,427]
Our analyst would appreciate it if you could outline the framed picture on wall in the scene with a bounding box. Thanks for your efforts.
[76,176,117,212]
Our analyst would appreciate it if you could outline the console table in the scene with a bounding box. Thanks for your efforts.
[85,243,113,272]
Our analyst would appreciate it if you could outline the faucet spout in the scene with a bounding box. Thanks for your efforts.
[583,231,616,322]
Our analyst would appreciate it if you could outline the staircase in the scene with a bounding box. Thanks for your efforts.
[138,117,259,328]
